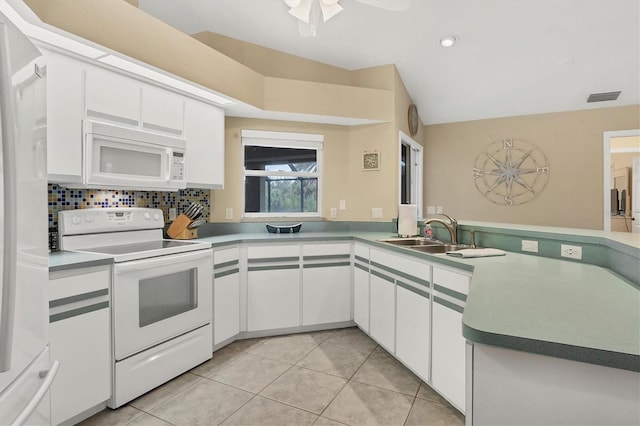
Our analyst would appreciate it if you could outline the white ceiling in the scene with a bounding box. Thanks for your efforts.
[138,0,639,125]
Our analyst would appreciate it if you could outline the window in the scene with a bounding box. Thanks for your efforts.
[242,130,323,218]
[399,131,423,217]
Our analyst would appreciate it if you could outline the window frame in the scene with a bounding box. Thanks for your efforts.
[398,131,423,218]
[242,129,323,219]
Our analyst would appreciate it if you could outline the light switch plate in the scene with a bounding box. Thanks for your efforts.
[339,200,346,211]
[436,206,443,214]
[330,208,337,218]
[169,208,177,221]
[225,208,233,220]
[371,208,383,219]
[426,206,436,215]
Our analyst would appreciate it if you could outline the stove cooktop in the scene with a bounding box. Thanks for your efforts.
[78,239,211,262]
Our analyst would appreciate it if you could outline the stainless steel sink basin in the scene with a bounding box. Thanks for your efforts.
[376,237,442,246]
[408,244,472,254]
[377,237,472,254]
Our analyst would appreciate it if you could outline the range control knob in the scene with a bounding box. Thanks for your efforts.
[153,213,161,221]
[85,212,95,223]
[143,212,151,220]
[72,215,81,225]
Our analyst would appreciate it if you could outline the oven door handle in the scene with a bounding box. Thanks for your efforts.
[113,249,212,273]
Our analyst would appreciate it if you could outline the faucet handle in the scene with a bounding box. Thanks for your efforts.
[439,213,457,226]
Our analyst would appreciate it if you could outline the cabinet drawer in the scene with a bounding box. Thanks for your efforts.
[248,244,299,260]
[303,242,351,257]
[49,266,110,301]
[433,267,470,295]
[214,246,240,265]
[370,248,430,285]
[354,242,370,260]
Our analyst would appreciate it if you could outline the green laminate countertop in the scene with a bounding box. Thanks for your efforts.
[49,223,639,371]
[200,230,639,372]
[49,251,114,272]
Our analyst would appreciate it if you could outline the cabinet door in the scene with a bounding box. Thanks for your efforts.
[396,283,430,381]
[85,65,140,126]
[431,267,470,412]
[42,48,83,182]
[247,268,300,331]
[184,100,225,188]
[353,243,370,332]
[213,246,240,345]
[141,84,184,136]
[246,244,300,332]
[353,264,370,332]
[50,308,110,425]
[302,243,351,326]
[369,270,395,352]
[49,266,111,425]
[302,265,350,325]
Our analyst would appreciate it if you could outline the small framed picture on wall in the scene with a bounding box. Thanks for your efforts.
[363,151,380,171]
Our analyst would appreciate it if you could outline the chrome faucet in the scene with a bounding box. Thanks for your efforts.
[424,214,458,244]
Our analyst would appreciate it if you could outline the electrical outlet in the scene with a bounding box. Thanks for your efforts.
[521,240,538,253]
[330,208,337,218]
[561,244,582,260]
[169,208,177,221]
[225,208,233,220]
[426,206,436,215]
[371,208,383,219]
[436,206,443,214]
[339,200,346,211]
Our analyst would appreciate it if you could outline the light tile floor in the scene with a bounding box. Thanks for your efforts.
[79,327,465,426]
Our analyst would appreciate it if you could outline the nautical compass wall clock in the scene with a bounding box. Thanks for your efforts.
[472,138,550,206]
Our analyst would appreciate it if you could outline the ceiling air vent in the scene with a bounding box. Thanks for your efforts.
[587,91,621,103]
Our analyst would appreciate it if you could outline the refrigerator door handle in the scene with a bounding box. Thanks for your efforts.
[0,19,19,374]
[11,360,59,426]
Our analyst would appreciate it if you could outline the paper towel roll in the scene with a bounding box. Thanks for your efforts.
[398,204,418,236]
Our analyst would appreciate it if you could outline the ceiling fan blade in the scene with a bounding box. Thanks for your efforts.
[355,0,411,12]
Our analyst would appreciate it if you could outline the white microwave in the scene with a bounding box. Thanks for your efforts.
[66,120,188,191]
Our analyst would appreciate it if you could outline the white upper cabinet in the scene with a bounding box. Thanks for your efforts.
[39,45,225,188]
[141,84,184,136]
[41,48,83,182]
[184,100,225,189]
[85,64,141,126]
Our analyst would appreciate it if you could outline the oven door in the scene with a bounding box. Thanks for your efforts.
[112,249,212,361]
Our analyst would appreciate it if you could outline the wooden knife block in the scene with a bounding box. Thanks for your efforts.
[167,214,198,239]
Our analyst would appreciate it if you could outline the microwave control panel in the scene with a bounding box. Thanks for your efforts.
[172,152,185,180]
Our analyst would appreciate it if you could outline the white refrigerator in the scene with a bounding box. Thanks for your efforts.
[0,6,56,426]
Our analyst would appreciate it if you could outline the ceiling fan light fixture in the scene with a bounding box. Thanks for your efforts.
[440,34,458,48]
[288,0,312,23]
[319,0,343,21]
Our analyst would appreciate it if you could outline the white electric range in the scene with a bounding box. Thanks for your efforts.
[58,208,213,408]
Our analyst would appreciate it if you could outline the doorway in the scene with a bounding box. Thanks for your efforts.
[603,129,640,231]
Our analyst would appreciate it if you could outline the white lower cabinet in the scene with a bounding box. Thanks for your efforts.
[368,267,396,352]
[49,265,111,426]
[246,244,300,331]
[353,243,370,332]
[302,243,351,325]
[431,266,470,412]
[396,281,431,381]
[213,246,240,345]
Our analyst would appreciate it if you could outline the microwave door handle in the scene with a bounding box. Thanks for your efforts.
[166,150,172,182]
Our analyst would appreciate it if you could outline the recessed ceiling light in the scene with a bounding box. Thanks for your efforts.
[440,35,458,48]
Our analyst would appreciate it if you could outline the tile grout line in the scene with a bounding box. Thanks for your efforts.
[314,343,379,423]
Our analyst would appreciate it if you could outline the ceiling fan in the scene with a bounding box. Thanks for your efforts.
[284,0,411,37]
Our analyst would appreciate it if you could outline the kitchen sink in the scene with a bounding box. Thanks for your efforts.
[377,237,472,254]
[407,244,472,254]
[376,237,442,246]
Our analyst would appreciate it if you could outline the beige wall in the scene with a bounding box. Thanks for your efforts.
[423,105,640,230]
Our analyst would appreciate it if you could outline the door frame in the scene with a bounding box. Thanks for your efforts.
[603,129,640,231]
